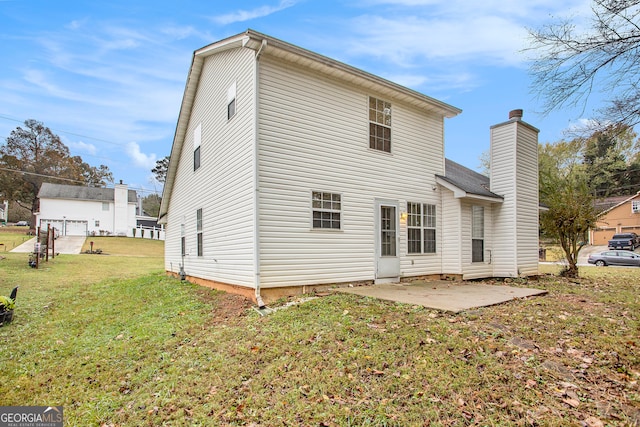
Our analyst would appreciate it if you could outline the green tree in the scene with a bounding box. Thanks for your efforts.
[582,123,639,197]
[539,140,598,278]
[141,193,161,218]
[0,119,113,215]
[151,155,169,184]
[528,0,640,127]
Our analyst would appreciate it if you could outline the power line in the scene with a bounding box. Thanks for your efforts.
[0,167,87,184]
[0,114,127,147]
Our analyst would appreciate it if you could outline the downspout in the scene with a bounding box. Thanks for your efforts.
[253,39,267,309]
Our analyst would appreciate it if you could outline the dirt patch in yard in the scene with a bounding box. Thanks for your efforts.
[194,287,254,323]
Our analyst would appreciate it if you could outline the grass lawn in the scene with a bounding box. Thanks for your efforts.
[0,235,638,426]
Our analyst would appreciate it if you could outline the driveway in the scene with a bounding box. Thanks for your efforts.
[11,236,86,254]
[336,280,547,313]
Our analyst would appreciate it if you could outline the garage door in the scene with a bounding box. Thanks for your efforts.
[593,228,616,245]
[40,219,64,233]
[65,220,88,236]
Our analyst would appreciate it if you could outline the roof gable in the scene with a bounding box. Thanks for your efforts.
[597,191,640,216]
[159,29,462,221]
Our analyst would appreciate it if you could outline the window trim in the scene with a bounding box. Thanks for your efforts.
[193,123,201,171]
[311,191,342,230]
[472,205,484,263]
[632,200,640,213]
[196,208,203,257]
[227,81,237,120]
[407,202,436,254]
[368,96,392,153]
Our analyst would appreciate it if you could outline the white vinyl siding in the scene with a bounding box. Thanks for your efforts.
[490,119,539,277]
[514,123,539,275]
[440,189,462,274]
[258,55,445,287]
[164,47,256,286]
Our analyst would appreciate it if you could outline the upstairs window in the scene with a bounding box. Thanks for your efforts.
[312,191,341,230]
[633,200,640,213]
[194,123,201,171]
[407,203,436,254]
[227,82,237,120]
[102,202,109,211]
[472,206,484,262]
[369,96,391,152]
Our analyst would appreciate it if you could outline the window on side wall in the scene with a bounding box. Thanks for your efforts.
[407,203,436,254]
[194,123,201,171]
[227,81,237,120]
[312,191,341,230]
[196,208,203,257]
[102,202,109,211]
[632,200,640,213]
[369,96,391,153]
[472,206,484,262]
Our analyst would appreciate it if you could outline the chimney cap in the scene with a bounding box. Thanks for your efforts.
[509,109,523,120]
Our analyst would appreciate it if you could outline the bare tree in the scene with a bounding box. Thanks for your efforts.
[528,0,640,127]
[0,119,113,215]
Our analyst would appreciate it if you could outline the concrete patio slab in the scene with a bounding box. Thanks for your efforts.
[335,280,548,313]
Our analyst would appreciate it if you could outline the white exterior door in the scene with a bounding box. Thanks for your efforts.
[375,200,400,282]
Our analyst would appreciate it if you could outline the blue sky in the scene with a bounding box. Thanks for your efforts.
[1,0,600,196]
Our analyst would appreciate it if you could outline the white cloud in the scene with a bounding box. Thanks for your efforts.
[347,14,528,67]
[126,142,157,169]
[210,0,298,25]
[67,140,97,156]
[385,71,477,93]
[344,0,592,68]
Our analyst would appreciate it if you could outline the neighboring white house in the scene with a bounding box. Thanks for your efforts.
[36,182,138,237]
[159,30,539,305]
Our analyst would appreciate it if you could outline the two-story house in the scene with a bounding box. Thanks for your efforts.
[158,30,540,305]
[37,182,137,237]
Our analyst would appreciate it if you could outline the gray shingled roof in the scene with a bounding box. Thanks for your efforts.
[38,183,137,203]
[437,159,503,199]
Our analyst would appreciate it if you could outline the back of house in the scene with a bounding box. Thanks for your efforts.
[159,30,540,304]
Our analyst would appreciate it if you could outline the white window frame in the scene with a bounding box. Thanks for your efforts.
[193,123,201,171]
[632,200,640,213]
[227,81,237,120]
[369,96,391,153]
[312,191,342,230]
[407,202,436,254]
[472,206,484,263]
[196,208,203,257]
